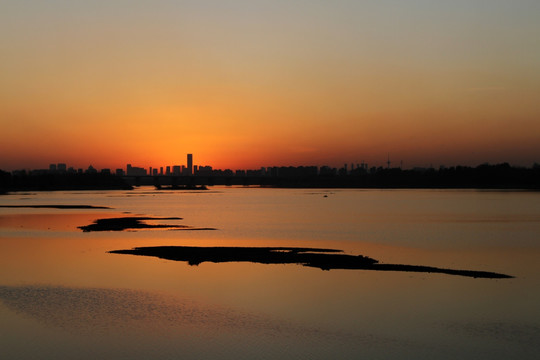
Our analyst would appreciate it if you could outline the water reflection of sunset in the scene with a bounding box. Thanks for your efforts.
[2,188,540,359]
[0,213,120,232]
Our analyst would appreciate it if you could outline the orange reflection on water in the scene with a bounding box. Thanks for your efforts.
[0,213,120,231]
[2,229,540,344]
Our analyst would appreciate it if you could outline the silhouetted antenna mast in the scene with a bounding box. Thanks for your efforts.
[387,154,391,169]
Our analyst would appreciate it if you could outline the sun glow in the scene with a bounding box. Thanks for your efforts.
[1,1,540,171]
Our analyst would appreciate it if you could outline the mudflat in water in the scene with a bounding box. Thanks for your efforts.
[110,245,513,278]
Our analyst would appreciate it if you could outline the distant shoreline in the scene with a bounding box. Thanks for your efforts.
[2,185,540,193]
[0,172,133,193]
[2,163,539,192]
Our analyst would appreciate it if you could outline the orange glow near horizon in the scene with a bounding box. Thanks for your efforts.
[1,2,540,171]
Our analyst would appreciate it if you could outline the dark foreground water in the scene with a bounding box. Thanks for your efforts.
[1,187,539,359]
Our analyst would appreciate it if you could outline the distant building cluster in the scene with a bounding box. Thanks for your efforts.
[10,163,110,176]
[119,154,376,178]
[6,154,395,178]
[3,157,540,190]
[123,154,198,177]
[9,154,540,182]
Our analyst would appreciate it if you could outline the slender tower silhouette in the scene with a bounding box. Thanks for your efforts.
[187,154,193,176]
[387,154,391,169]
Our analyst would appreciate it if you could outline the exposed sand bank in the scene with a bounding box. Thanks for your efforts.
[109,246,513,279]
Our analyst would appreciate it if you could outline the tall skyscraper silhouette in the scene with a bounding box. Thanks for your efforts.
[187,154,193,175]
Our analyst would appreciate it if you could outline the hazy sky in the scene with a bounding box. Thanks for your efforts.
[1,0,539,170]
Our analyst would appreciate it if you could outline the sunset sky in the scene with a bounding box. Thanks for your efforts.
[1,1,539,171]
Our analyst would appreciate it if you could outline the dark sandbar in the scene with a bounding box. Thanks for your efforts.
[0,205,111,209]
[79,216,215,232]
[109,246,513,279]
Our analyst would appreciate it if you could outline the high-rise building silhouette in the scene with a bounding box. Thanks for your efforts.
[187,154,193,176]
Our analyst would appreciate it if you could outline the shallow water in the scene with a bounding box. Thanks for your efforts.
[1,187,539,359]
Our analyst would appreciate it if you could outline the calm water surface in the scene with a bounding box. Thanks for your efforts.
[1,187,539,359]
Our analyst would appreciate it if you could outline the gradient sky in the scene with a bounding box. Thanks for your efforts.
[1,0,539,171]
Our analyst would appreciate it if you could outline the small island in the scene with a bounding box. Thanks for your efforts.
[78,216,216,232]
[109,246,514,279]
